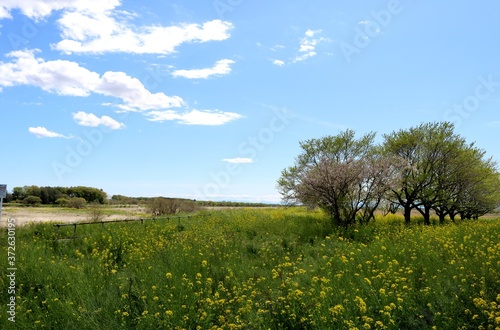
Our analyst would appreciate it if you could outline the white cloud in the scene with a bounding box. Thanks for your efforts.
[172,59,235,79]
[272,59,285,67]
[292,29,326,63]
[146,109,242,125]
[0,0,119,20]
[0,1,233,55]
[272,29,328,66]
[222,158,254,164]
[55,17,233,55]
[95,71,184,110]
[28,126,69,138]
[0,49,184,111]
[73,111,125,129]
[0,49,100,96]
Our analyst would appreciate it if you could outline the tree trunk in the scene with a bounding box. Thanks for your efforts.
[449,211,456,223]
[423,206,431,225]
[404,204,412,225]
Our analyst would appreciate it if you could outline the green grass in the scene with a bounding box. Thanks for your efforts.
[1,208,499,329]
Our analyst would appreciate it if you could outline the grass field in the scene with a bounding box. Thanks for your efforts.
[1,207,499,329]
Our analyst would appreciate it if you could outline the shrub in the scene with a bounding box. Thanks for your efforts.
[148,197,198,216]
[67,197,87,209]
[87,203,104,222]
[55,198,69,207]
[23,195,42,206]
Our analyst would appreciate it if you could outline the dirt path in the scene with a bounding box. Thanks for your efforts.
[0,206,146,227]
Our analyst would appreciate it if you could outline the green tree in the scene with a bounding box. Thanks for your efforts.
[25,185,41,198]
[383,123,430,224]
[383,122,500,224]
[456,153,500,220]
[12,186,27,201]
[40,186,68,204]
[67,186,107,204]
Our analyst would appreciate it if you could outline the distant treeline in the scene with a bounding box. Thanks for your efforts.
[3,186,278,208]
[6,185,107,205]
[111,195,279,208]
[196,200,280,207]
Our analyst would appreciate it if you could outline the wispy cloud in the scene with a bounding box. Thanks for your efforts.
[272,29,328,66]
[292,29,327,63]
[28,126,70,139]
[172,59,235,79]
[73,111,125,129]
[272,59,285,67]
[222,158,254,164]
[146,109,243,125]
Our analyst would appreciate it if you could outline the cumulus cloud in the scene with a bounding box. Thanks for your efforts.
[95,71,184,110]
[0,1,233,55]
[172,59,235,79]
[146,109,242,126]
[55,17,233,55]
[222,158,254,164]
[28,126,70,138]
[0,49,184,110]
[73,111,125,129]
[0,49,100,96]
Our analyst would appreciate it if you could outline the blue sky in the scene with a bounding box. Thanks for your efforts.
[0,0,499,203]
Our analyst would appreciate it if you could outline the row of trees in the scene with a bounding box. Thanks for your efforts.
[278,122,500,226]
[9,185,107,205]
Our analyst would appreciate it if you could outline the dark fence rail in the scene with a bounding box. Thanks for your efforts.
[53,214,210,237]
